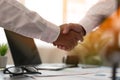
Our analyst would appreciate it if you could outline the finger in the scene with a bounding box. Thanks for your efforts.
[75,35,84,41]
[73,31,84,42]
[72,38,78,47]
[58,46,65,50]
[80,37,83,42]
[57,43,73,51]
[53,43,56,46]
[69,23,82,33]
[57,45,68,51]
[66,41,77,51]
[66,45,75,51]
[62,24,71,34]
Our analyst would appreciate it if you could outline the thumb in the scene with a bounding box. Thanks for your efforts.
[62,25,70,34]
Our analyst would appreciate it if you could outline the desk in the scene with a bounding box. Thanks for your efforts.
[1,65,120,80]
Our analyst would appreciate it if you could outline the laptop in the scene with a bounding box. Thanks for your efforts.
[4,29,74,70]
[4,29,42,66]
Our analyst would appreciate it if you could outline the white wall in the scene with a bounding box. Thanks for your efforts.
[6,46,67,65]
[25,0,63,25]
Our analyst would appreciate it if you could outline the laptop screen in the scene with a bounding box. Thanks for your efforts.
[4,29,42,66]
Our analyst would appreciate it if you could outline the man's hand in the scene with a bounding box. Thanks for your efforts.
[53,23,86,51]
[62,23,86,37]
[53,28,79,51]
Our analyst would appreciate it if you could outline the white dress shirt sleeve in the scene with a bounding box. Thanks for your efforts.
[79,0,117,34]
[0,0,60,43]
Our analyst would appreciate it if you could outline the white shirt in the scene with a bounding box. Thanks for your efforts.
[79,0,117,34]
[0,0,60,43]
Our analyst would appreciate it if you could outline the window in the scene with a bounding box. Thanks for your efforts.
[63,0,99,23]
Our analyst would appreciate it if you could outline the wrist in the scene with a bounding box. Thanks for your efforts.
[80,25,86,36]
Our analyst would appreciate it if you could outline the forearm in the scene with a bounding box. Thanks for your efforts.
[0,0,60,43]
[79,0,117,34]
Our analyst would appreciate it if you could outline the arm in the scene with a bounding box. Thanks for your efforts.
[0,0,81,51]
[79,0,117,33]
[0,0,60,43]
[55,0,117,50]
[61,0,117,41]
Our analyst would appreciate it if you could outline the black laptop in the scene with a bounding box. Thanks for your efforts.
[4,29,42,66]
[4,29,73,70]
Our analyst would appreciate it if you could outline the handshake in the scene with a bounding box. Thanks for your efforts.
[53,23,86,51]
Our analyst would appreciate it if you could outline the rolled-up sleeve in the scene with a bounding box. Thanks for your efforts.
[0,0,60,43]
[79,0,117,34]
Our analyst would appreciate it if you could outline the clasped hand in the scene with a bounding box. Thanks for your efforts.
[53,23,86,51]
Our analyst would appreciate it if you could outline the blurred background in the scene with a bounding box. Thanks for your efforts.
[1,0,113,66]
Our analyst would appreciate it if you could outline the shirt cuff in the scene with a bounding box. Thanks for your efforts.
[79,18,95,34]
[40,22,60,43]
